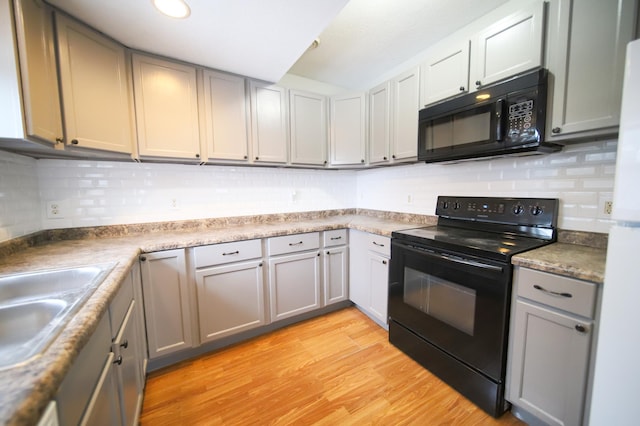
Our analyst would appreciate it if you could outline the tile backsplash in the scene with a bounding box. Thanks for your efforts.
[0,139,617,243]
[357,140,617,233]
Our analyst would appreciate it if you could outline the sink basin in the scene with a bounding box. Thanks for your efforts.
[0,264,112,305]
[0,263,114,369]
[0,299,68,369]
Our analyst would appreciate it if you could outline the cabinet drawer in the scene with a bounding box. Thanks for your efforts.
[109,274,133,333]
[324,229,348,247]
[268,232,320,256]
[515,267,597,318]
[194,239,262,268]
[367,234,390,257]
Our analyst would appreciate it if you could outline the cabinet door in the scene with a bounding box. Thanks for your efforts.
[368,81,391,164]
[474,0,545,88]
[79,353,121,426]
[368,252,389,325]
[391,67,420,161]
[113,302,143,426]
[56,14,134,153]
[140,249,193,358]
[249,81,288,164]
[546,0,636,139]
[330,93,366,166]
[202,70,249,161]
[289,90,327,166]
[13,0,62,145]
[130,262,147,386]
[133,54,201,160]
[422,40,470,106]
[324,246,348,305]
[195,260,266,343]
[269,251,320,322]
[348,230,369,309]
[507,299,592,426]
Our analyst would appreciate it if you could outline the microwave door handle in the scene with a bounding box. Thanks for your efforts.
[496,99,505,141]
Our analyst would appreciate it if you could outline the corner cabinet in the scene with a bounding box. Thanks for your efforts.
[330,93,367,167]
[323,230,349,305]
[55,14,135,154]
[545,0,637,140]
[201,70,249,162]
[390,67,420,161]
[132,54,202,161]
[368,81,391,164]
[140,249,194,359]
[249,81,288,164]
[506,267,600,426]
[289,90,327,166]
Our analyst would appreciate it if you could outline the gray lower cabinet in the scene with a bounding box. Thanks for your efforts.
[507,267,599,426]
[194,239,266,343]
[140,249,193,359]
[268,233,321,322]
[323,229,349,305]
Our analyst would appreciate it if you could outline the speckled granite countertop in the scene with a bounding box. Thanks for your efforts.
[0,210,606,425]
[0,213,424,426]
[512,243,607,284]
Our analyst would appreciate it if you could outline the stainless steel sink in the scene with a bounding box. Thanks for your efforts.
[0,264,111,305]
[0,263,114,369]
[0,299,68,369]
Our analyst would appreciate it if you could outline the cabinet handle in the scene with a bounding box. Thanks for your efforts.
[55,137,64,144]
[372,241,385,247]
[71,139,79,145]
[140,256,146,261]
[459,86,465,91]
[289,241,303,246]
[382,260,387,265]
[475,80,481,87]
[552,127,561,134]
[222,251,239,256]
[120,340,128,349]
[533,284,572,298]
[575,324,589,333]
[113,356,123,365]
[330,236,342,240]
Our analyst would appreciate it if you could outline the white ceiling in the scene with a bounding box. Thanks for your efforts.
[46,0,509,90]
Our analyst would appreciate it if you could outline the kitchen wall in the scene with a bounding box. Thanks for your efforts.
[357,139,617,233]
[0,151,41,242]
[0,138,616,243]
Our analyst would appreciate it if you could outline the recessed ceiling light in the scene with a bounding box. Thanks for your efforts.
[152,0,191,19]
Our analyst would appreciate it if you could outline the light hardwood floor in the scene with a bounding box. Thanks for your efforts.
[140,307,524,425]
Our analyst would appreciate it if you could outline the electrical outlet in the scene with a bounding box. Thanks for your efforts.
[407,194,412,204]
[46,201,63,219]
[604,201,613,215]
[170,198,178,209]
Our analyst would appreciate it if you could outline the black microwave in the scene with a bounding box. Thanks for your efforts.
[418,68,561,163]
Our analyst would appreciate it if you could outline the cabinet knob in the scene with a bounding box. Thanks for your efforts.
[140,256,146,261]
[55,137,64,144]
[113,355,123,365]
[324,160,327,165]
[361,159,365,163]
[259,262,263,267]
[71,139,79,145]
[382,260,387,265]
[392,155,396,159]
[552,127,561,134]
[243,155,248,160]
[326,251,331,255]
[120,340,128,349]
[459,86,465,91]
[383,157,387,161]
[475,80,481,87]
[255,156,259,160]
[195,153,200,159]
[575,324,588,333]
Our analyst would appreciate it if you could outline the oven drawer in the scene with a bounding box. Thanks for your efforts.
[515,267,597,318]
[194,239,262,268]
[323,229,347,247]
[367,234,390,257]
[268,232,320,256]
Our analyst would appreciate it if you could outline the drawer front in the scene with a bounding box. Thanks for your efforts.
[194,239,262,268]
[324,229,348,247]
[268,232,320,256]
[368,234,390,257]
[515,267,597,318]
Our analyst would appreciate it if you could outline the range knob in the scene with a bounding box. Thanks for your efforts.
[453,202,461,210]
[530,205,543,216]
[442,201,450,209]
[513,204,524,215]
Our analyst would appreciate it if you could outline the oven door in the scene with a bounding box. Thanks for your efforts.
[388,239,511,381]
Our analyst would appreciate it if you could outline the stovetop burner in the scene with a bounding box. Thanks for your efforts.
[392,196,559,262]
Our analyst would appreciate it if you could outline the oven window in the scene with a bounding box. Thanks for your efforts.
[404,267,476,336]
[422,107,492,151]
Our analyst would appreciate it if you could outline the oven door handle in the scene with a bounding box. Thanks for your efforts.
[405,244,503,272]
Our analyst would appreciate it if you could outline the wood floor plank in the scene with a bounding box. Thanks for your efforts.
[140,307,524,425]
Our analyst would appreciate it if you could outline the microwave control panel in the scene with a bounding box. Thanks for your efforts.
[507,91,539,142]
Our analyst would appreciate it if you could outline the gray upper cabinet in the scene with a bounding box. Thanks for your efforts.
[289,90,328,166]
[249,81,289,164]
[390,66,420,161]
[422,40,470,106]
[546,0,637,140]
[201,70,249,162]
[330,92,367,166]
[9,0,62,145]
[368,81,391,164]
[56,14,135,154]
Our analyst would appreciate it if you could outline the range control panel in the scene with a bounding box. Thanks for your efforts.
[435,196,558,227]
